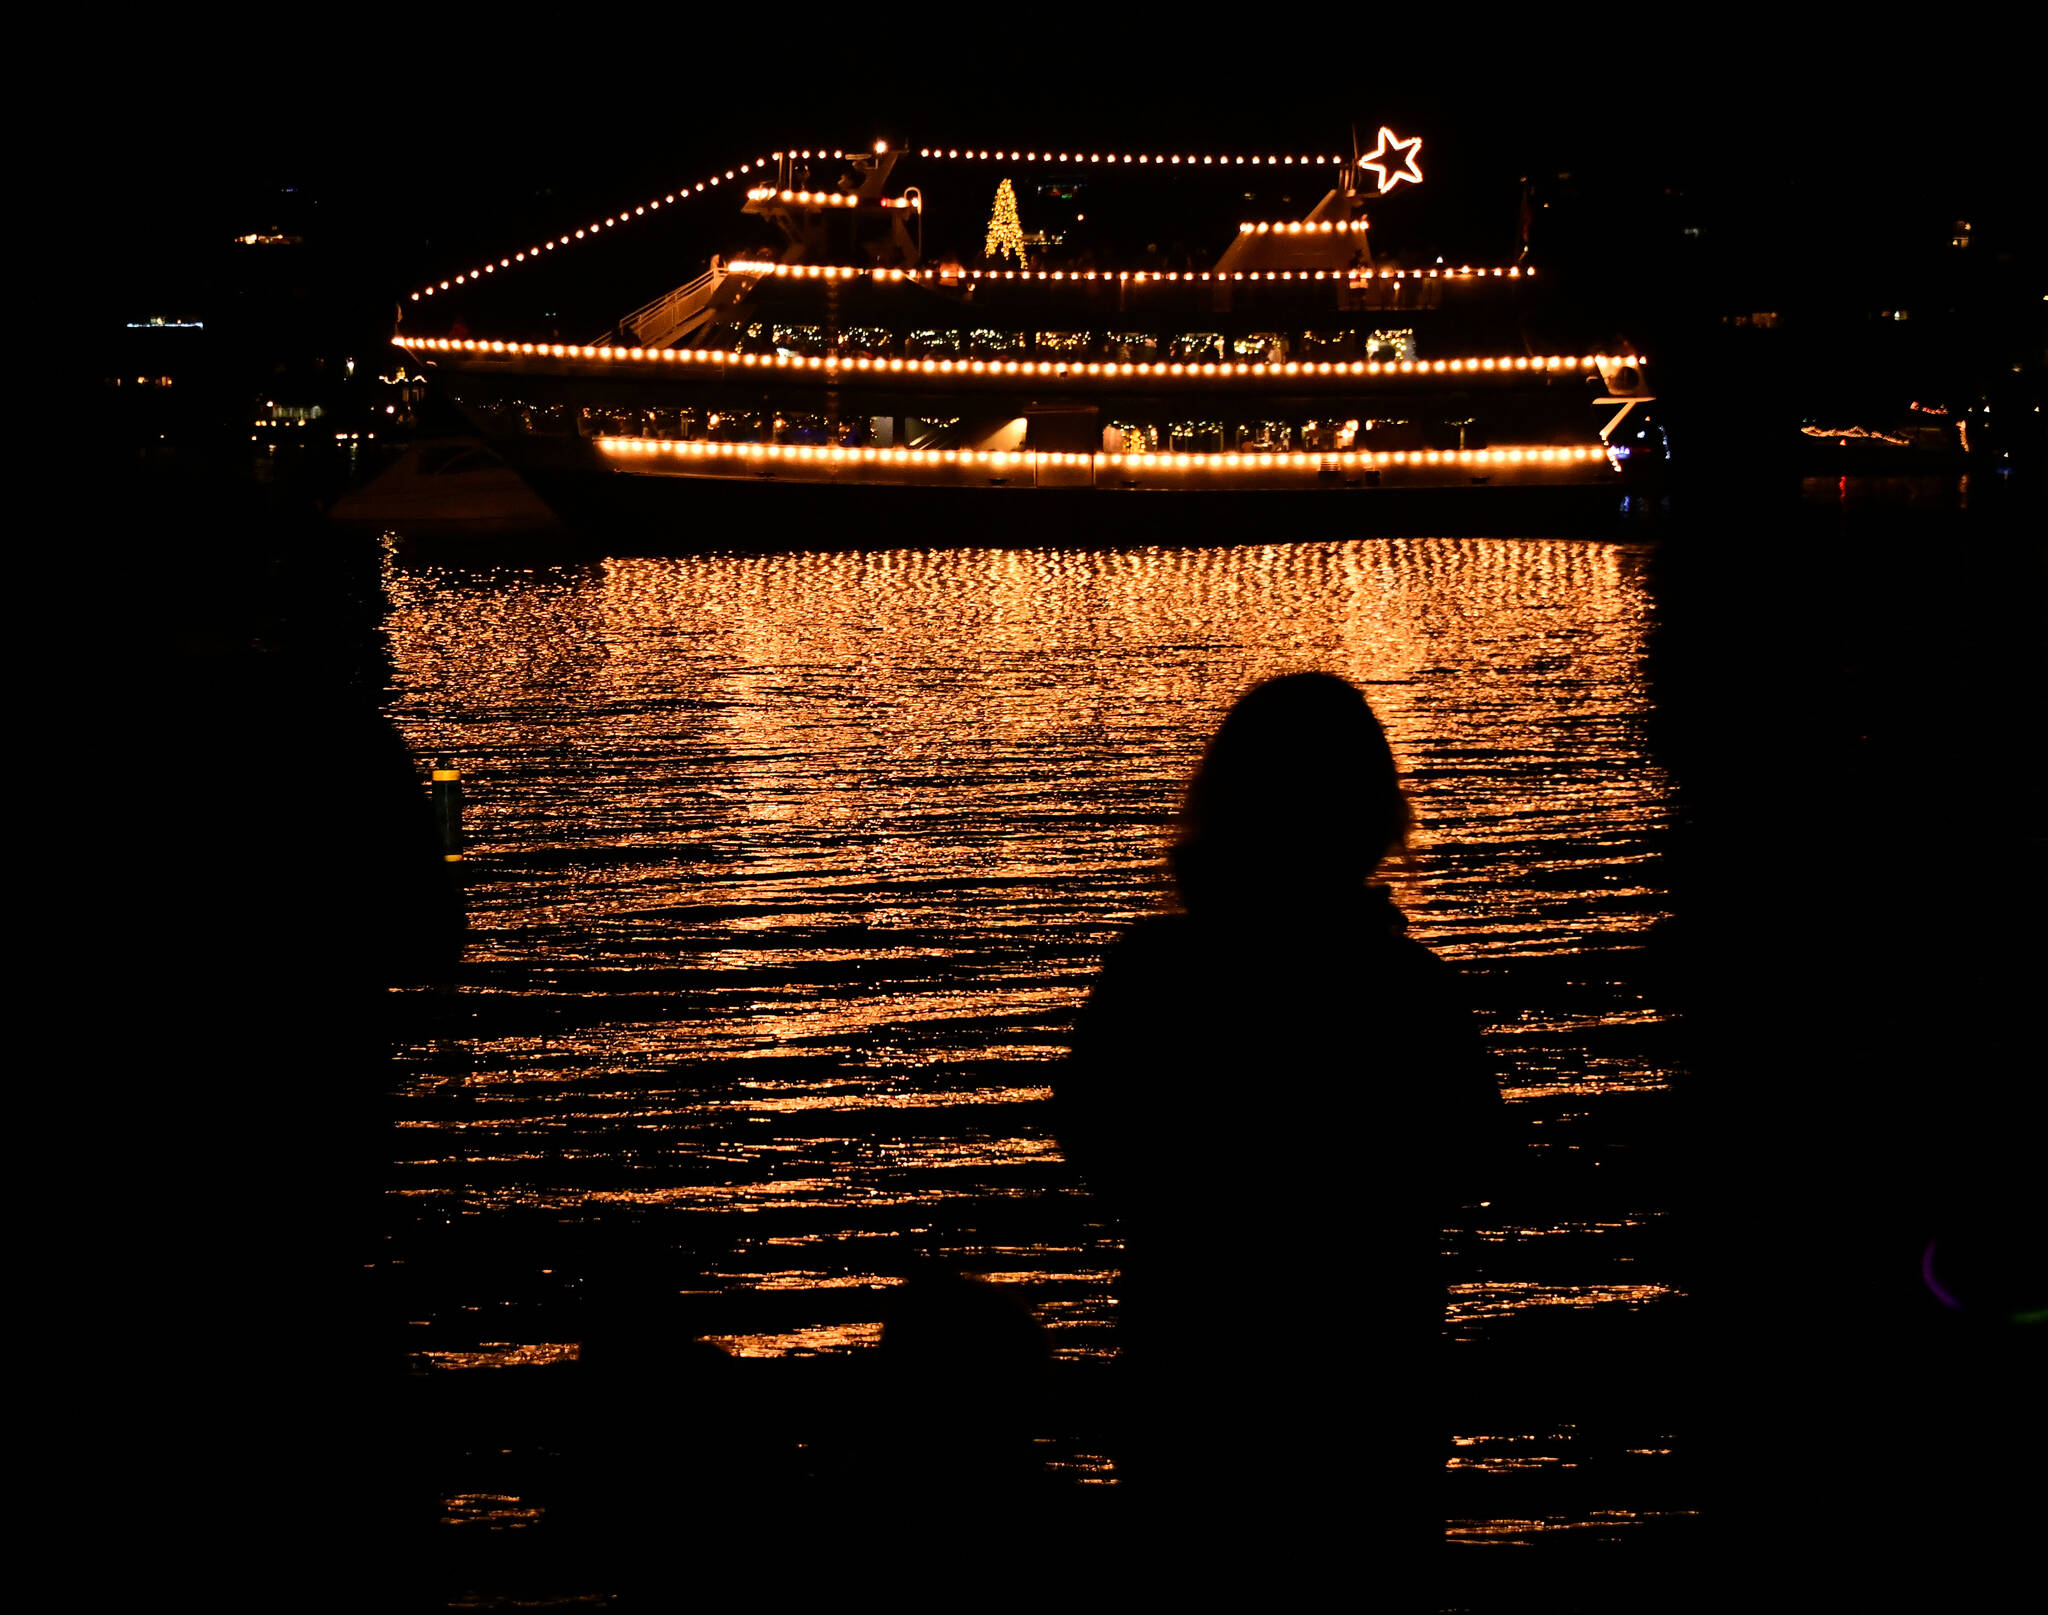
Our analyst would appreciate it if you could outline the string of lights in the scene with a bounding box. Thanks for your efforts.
[1238,221,1371,235]
[748,188,864,209]
[909,133,1422,193]
[744,188,920,210]
[248,424,377,441]
[597,437,1624,469]
[407,154,773,305]
[1800,425,1914,446]
[722,259,1532,284]
[397,335,1639,381]
[916,148,1347,166]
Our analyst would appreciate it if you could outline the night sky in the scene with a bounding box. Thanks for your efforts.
[93,38,2040,326]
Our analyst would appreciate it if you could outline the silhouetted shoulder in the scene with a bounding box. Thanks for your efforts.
[1073,896,1479,1045]
[1058,896,1505,1216]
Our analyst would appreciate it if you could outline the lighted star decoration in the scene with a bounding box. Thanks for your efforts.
[1358,126,1424,194]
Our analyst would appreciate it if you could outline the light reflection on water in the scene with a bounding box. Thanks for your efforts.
[382,537,1676,1371]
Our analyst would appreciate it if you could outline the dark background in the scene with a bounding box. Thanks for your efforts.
[91,40,2042,263]
[78,37,2042,1608]
[90,39,2041,335]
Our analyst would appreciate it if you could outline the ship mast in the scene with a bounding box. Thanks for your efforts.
[747,144,920,269]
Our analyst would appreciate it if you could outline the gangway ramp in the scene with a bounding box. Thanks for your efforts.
[614,258,761,349]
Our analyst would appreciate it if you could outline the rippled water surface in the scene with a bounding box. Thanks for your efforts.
[381,536,1680,1401]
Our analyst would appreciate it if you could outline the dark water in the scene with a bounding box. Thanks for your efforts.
[379,535,1694,1555]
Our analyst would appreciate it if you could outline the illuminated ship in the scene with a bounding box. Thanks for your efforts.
[391,134,1657,537]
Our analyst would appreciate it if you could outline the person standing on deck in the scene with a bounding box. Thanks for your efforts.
[1055,671,1508,1598]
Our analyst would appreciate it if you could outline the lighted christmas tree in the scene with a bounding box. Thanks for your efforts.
[984,178,1026,266]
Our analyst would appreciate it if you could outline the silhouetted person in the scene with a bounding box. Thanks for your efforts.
[141,655,464,1608]
[868,1263,1051,1507]
[1056,672,1506,1599]
[89,466,466,1609]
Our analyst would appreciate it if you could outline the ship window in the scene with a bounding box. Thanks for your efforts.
[1299,331,1356,358]
[1420,416,1490,451]
[1361,281,1440,311]
[772,324,824,353]
[1363,328,1415,361]
[967,327,1026,358]
[906,329,961,355]
[1234,332,1287,362]
[775,411,831,444]
[1359,418,1425,450]
[1167,419,1224,451]
[705,410,762,441]
[1104,420,1158,453]
[1106,331,1156,361]
[1236,419,1293,451]
[1298,418,1360,451]
[1036,330,1092,354]
[1169,332,1225,363]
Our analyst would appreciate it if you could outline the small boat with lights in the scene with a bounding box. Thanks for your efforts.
[392,133,1657,539]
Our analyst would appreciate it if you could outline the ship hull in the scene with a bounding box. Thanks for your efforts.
[492,447,1643,552]
[399,343,1659,551]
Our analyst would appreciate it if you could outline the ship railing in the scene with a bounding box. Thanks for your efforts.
[594,274,717,348]
[615,259,762,350]
[620,266,718,334]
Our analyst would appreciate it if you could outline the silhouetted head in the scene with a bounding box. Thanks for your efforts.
[1170,673,1410,913]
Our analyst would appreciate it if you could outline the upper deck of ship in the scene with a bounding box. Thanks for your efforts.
[395,133,1611,356]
